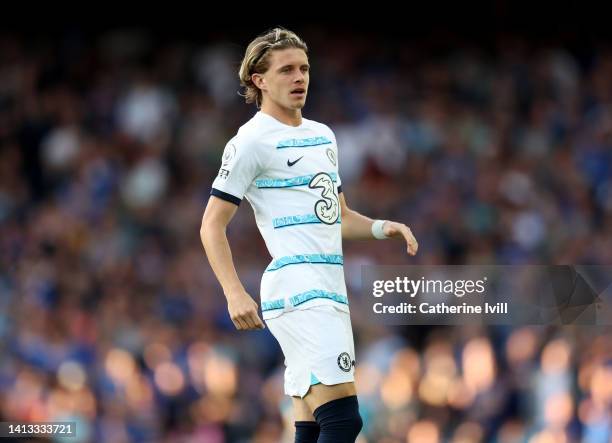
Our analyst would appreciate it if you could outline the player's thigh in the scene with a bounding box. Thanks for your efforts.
[303,381,357,413]
[292,396,316,421]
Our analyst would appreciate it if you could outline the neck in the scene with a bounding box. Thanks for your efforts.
[260,101,302,127]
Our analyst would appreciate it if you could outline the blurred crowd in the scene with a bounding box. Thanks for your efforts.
[0,26,611,442]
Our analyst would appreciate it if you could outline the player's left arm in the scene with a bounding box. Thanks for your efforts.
[339,192,418,256]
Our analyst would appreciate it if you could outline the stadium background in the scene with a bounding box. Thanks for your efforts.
[1,11,611,443]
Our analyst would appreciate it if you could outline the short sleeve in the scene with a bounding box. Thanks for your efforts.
[211,137,261,205]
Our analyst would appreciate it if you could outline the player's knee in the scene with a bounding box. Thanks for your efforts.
[313,395,362,442]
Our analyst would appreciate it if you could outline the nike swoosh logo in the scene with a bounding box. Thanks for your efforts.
[287,156,304,167]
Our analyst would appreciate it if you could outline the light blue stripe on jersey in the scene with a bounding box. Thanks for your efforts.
[265,254,343,272]
[273,214,342,228]
[290,289,349,307]
[255,172,337,189]
[261,289,349,313]
[310,373,321,385]
[261,299,285,312]
[276,136,332,148]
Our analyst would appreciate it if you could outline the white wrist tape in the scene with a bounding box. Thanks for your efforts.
[371,220,389,239]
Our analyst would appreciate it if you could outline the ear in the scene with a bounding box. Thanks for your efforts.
[251,73,266,91]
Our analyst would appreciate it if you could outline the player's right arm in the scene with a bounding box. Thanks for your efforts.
[200,195,265,331]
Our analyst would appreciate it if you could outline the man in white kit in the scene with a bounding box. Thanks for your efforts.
[200,27,418,443]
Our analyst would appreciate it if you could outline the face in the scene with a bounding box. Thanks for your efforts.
[254,48,310,112]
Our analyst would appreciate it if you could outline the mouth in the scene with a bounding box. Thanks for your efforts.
[290,88,306,97]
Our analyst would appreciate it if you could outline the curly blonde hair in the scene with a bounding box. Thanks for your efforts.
[238,27,308,108]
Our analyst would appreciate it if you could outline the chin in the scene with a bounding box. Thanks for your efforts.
[291,99,306,110]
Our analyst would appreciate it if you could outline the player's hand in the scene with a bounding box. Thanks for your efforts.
[383,221,418,256]
[226,290,266,330]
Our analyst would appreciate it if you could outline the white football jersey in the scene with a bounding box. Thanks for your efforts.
[211,111,348,320]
